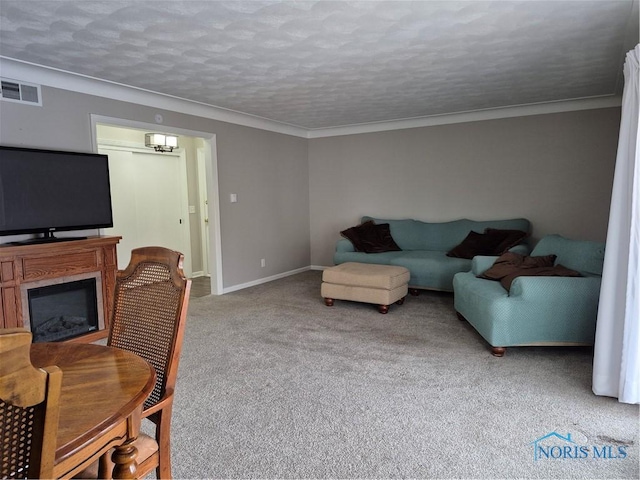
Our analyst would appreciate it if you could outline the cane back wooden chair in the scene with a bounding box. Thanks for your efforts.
[79,246,191,479]
[1,328,62,480]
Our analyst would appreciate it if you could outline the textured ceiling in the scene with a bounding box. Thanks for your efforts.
[0,1,636,130]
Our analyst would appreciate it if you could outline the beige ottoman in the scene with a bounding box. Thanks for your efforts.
[321,262,410,314]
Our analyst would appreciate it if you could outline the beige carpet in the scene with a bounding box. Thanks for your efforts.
[158,270,638,479]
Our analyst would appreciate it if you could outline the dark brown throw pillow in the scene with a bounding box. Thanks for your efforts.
[447,229,528,259]
[358,223,402,253]
[340,220,375,252]
[446,231,485,259]
[479,252,581,291]
[484,228,529,254]
[340,221,401,253]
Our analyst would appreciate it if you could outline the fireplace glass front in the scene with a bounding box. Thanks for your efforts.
[27,278,100,342]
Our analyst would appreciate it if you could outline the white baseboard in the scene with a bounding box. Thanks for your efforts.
[310,265,331,270]
[222,266,311,294]
[191,271,205,278]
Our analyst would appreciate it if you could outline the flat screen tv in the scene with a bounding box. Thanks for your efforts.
[0,146,113,243]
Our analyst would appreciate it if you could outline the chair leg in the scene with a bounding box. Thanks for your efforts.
[155,405,173,479]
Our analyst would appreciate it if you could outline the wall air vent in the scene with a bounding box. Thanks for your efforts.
[0,78,42,106]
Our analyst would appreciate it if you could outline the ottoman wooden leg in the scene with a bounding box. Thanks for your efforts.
[324,298,334,307]
[378,305,390,314]
[396,296,405,305]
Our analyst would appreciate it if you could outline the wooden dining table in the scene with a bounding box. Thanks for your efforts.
[30,342,156,479]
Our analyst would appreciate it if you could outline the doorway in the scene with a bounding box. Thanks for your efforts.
[99,145,192,277]
[91,115,223,295]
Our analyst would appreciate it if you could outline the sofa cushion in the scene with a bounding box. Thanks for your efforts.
[334,250,406,267]
[389,250,472,291]
[340,221,401,253]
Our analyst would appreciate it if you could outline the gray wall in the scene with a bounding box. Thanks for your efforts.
[309,108,621,266]
[215,124,310,286]
[0,85,622,283]
[0,86,310,289]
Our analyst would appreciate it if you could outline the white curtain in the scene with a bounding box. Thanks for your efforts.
[592,45,640,404]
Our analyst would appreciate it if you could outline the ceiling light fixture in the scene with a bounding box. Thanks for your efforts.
[145,133,178,152]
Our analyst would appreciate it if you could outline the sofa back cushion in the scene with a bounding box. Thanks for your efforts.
[360,217,424,250]
[361,217,530,252]
[531,234,605,276]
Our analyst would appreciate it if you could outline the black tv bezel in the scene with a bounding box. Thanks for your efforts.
[0,145,114,237]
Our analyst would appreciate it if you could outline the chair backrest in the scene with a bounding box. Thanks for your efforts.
[0,328,62,479]
[108,247,191,410]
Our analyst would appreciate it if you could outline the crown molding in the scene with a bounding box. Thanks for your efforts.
[0,57,309,138]
[306,96,623,138]
[0,57,623,140]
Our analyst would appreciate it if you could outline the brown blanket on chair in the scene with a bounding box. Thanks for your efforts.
[479,252,582,292]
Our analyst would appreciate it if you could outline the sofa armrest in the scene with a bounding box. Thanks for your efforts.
[336,238,355,253]
[508,275,601,300]
[471,256,499,275]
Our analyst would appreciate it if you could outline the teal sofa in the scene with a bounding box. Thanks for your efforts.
[453,234,605,356]
[334,216,530,292]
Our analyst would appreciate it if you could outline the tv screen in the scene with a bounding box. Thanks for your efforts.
[0,146,113,239]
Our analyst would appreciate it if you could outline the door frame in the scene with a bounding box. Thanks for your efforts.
[90,114,223,295]
[196,147,210,277]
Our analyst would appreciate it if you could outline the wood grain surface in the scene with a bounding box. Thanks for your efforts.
[30,342,155,479]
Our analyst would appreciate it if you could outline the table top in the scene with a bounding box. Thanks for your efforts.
[30,342,156,474]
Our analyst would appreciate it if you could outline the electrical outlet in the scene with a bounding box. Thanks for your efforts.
[261,259,266,268]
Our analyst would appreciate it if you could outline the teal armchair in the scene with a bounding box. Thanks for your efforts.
[452,235,605,356]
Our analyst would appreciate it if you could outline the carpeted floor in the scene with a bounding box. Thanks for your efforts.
[158,270,638,479]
